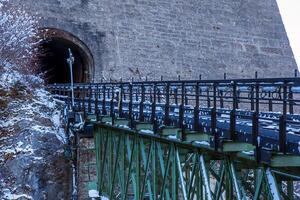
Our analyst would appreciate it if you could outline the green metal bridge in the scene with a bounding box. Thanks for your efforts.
[49,75,300,200]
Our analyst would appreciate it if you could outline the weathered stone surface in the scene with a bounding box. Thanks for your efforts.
[77,138,97,200]
[16,0,297,81]
[0,89,70,199]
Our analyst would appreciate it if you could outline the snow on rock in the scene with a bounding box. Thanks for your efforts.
[0,1,71,199]
[2,189,33,200]
[0,83,71,198]
[0,85,70,199]
[0,43,69,199]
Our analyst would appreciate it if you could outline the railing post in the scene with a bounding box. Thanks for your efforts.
[279,114,287,154]
[280,81,287,154]
[213,83,217,109]
[110,86,114,118]
[174,87,178,105]
[179,82,185,140]
[194,82,200,131]
[230,81,237,141]
[289,84,294,114]
[129,83,133,127]
[151,83,157,134]
[118,84,123,118]
[206,86,210,108]
[220,89,224,109]
[102,85,107,115]
[88,84,92,113]
[254,81,261,161]
[78,87,82,111]
[164,83,170,126]
[157,87,161,104]
[135,86,139,102]
[255,82,260,113]
[82,87,86,117]
[185,86,189,105]
[95,84,99,118]
[212,83,218,150]
[250,85,255,111]
[268,91,273,112]
[252,112,260,163]
[139,84,145,121]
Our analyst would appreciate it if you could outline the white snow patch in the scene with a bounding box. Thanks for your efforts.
[242,151,254,155]
[51,111,61,128]
[118,124,130,129]
[33,156,43,160]
[2,189,32,200]
[33,89,55,109]
[31,125,53,133]
[89,190,100,198]
[194,141,210,146]
[0,142,33,155]
[167,135,178,140]
[56,128,67,144]
[139,129,154,134]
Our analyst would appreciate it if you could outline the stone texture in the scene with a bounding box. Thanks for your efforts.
[15,0,298,81]
[77,138,97,200]
[0,90,70,199]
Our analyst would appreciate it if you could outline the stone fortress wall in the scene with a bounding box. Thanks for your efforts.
[17,0,297,82]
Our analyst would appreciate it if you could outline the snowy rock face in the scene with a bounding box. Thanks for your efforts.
[0,88,70,199]
[0,1,70,199]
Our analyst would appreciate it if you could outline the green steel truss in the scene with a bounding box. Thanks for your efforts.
[92,121,300,200]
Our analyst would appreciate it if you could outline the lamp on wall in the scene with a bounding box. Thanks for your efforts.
[67,48,75,108]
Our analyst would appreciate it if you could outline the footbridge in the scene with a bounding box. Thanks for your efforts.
[49,76,300,199]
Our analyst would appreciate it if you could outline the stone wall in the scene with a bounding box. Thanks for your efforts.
[17,0,297,81]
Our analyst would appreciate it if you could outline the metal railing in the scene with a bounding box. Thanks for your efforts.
[48,77,300,159]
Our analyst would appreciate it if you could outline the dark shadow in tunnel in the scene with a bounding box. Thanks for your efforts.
[40,37,87,84]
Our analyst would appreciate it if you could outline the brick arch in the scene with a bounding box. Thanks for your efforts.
[39,27,94,83]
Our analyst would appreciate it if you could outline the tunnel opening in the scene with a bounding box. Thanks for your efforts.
[39,28,94,84]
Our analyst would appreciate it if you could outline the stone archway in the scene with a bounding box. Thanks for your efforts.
[39,28,94,84]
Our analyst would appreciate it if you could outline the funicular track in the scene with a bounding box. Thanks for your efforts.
[49,76,300,200]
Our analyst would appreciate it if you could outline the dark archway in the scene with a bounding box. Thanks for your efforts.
[39,28,94,84]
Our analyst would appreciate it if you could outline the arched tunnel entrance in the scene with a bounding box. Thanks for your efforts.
[39,28,94,84]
